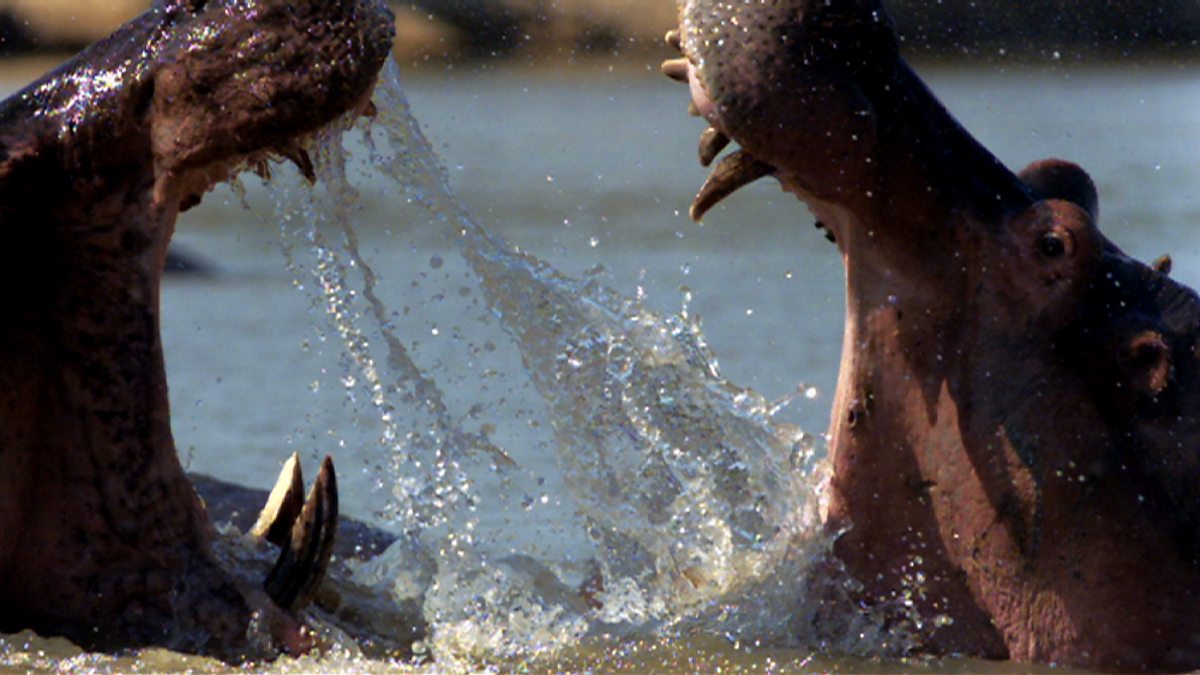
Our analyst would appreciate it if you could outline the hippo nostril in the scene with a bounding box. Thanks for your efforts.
[1039,232,1067,259]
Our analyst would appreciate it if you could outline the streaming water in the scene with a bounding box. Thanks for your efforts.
[256,60,902,664]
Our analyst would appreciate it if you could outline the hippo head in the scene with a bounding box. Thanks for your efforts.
[0,0,392,659]
[2,0,393,211]
[666,0,1200,670]
[147,0,393,208]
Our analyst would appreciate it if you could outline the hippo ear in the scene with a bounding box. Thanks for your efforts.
[1018,159,1099,223]
[1122,330,1174,400]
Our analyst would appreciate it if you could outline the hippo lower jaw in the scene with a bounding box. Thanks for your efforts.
[665,1,1200,671]
[0,0,394,659]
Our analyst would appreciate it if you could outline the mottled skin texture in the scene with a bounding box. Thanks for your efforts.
[668,0,1200,670]
[0,0,393,657]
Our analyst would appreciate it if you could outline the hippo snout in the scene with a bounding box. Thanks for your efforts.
[149,0,395,206]
[664,0,900,219]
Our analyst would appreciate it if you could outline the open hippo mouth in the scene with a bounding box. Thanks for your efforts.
[0,0,393,659]
[665,0,1200,672]
[662,0,914,224]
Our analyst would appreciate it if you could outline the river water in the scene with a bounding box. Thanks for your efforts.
[1,56,1198,672]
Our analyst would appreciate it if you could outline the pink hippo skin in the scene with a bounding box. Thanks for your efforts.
[0,0,393,660]
[665,0,1200,670]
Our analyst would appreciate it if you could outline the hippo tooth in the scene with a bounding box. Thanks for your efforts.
[691,150,773,221]
[665,29,682,52]
[661,57,690,83]
[1154,254,1173,275]
[280,146,317,183]
[362,100,378,120]
[688,100,701,117]
[263,455,339,612]
[698,127,730,167]
[253,159,272,182]
[250,453,306,547]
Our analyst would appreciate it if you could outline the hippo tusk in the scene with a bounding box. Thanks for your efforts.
[262,455,339,612]
[661,58,691,84]
[698,127,731,167]
[250,453,307,547]
[691,150,773,221]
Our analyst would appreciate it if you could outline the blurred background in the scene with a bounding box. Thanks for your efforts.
[0,0,1196,62]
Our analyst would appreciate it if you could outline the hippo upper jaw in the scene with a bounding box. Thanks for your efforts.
[3,0,392,215]
[147,0,392,208]
[0,0,393,659]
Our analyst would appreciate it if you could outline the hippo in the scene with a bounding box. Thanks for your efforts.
[0,0,394,659]
[664,0,1200,670]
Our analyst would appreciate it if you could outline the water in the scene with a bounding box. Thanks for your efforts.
[262,60,859,661]
[2,58,1198,672]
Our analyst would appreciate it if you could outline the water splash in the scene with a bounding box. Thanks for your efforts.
[0,61,901,670]
[255,59,900,662]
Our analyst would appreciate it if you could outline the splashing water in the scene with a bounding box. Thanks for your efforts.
[254,60,908,663]
[0,62,908,671]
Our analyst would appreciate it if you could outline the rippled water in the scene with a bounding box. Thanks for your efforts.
[1,56,1197,672]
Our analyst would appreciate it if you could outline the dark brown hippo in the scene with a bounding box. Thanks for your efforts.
[0,0,394,659]
[664,0,1200,671]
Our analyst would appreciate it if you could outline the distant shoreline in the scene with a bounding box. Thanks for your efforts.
[0,1,1195,62]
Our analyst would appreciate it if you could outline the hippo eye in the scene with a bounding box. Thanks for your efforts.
[1038,231,1068,259]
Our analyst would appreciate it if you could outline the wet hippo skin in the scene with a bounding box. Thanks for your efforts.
[0,0,393,659]
[665,0,1200,670]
